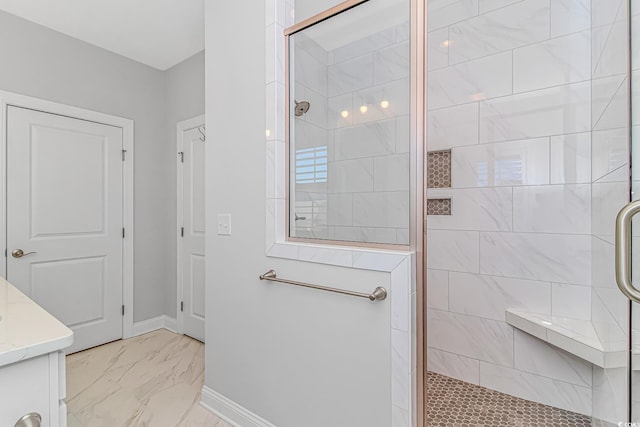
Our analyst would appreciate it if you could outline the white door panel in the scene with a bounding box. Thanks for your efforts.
[7,106,123,353]
[31,256,106,325]
[191,254,206,319]
[181,124,205,341]
[30,125,107,236]
[191,138,206,234]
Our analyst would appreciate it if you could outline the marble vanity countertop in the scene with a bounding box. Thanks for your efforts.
[0,278,73,367]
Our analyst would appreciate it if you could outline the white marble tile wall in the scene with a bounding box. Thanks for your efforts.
[426,187,512,231]
[514,331,592,388]
[450,137,550,187]
[426,269,449,310]
[426,230,479,273]
[324,22,410,245]
[333,121,396,159]
[592,75,626,130]
[353,192,409,229]
[550,132,591,184]
[550,0,590,37]
[552,283,591,321]
[448,0,549,64]
[591,7,637,422]
[479,361,592,415]
[447,272,551,321]
[592,366,628,424]
[479,81,591,143]
[479,232,591,285]
[289,20,411,245]
[592,13,628,80]
[426,347,479,384]
[512,31,590,93]
[592,181,627,241]
[425,0,629,418]
[290,33,330,241]
[426,28,449,71]
[512,184,591,234]
[428,51,512,110]
[590,0,632,423]
[328,55,375,97]
[592,0,631,413]
[427,103,478,150]
[353,80,409,125]
[427,308,514,367]
[427,0,479,32]
[593,0,632,424]
[330,26,398,65]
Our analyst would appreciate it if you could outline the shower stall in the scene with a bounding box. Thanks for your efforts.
[425,0,638,424]
[285,0,639,424]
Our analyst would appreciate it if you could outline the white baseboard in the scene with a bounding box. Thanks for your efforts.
[162,315,179,333]
[200,385,276,427]
[131,315,180,337]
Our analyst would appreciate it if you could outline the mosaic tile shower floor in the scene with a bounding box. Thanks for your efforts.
[425,372,593,427]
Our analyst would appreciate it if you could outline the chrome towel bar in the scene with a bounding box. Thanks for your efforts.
[259,270,387,302]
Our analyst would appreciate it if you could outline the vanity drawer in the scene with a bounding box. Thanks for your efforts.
[0,354,51,426]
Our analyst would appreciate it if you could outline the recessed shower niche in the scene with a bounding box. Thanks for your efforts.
[286,0,410,246]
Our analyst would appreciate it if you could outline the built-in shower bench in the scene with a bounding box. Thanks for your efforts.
[506,309,634,369]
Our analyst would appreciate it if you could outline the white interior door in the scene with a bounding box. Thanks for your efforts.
[179,122,205,341]
[7,106,124,354]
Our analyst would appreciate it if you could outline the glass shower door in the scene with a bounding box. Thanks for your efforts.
[630,0,640,423]
[616,0,640,426]
[423,0,636,425]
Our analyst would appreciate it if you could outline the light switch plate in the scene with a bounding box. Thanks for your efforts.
[217,214,231,235]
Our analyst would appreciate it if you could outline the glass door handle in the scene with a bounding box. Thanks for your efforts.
[615,200,640,303]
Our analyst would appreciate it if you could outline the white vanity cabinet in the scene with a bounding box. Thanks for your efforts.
[0,351,67,427]
[0,279,73,427]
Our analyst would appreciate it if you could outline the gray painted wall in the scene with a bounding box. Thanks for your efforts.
[0,10,204,323]
[205,2,391,426]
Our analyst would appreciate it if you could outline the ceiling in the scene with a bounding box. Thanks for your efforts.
[0,0,204,70]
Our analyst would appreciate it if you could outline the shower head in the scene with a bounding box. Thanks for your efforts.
[294,100,310,117]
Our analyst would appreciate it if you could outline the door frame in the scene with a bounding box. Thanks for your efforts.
[0,90,135,340]
[176,114,205,334]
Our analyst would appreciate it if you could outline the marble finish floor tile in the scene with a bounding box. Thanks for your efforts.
[426,371,592,426]
[66,329,231,427]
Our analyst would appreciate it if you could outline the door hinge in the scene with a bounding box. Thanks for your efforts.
[122,228,125,238]
[3,249,6,258]
[180,301,184,312]
[181,227,184,237]
[178,151,184,163]
[122,305,125,316]
[122,149,127,161]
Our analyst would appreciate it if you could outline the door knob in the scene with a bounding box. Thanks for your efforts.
[11,249,37,258]
[14,412,41,427]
